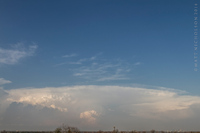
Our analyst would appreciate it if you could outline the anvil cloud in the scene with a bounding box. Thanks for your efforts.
[1,85,200,131]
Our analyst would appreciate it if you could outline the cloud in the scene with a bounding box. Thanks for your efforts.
[69,58,88,65]
[0,78,11,85]
[63,54,78,58]
[0,43,37,65]
[1,102,69,131]
[74,63,130,81]
[1,85,200,130]
[57,53,102,66]
[6,87,70,112]
[69,54,100,65]
[134,62,141,66]
[80,110,99,124]
[56,53,137,82]
[72,56,131,81]
[96,68,129,81]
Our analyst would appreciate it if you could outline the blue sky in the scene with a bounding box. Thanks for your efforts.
[0,0,200,131]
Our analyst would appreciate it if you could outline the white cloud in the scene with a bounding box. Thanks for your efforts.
[69,55,100,65]
[73,58,130,81]
[90,56,96,60]
[53,62,68,67]
[97,68,129,81]
[69,58,87,65]
[0,78,11,85]
[6,87,70,112]
[3,85,200,118]
[80,110,99,124]
[63,53,78,58]
[2,85,200,130]
[0,43,37,65]
[57,53,134,82]
[134,62,141,66]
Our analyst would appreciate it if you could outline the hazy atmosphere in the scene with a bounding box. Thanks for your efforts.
[0,0,200,131]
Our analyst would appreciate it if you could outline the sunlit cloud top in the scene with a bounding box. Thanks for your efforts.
[1,85,200,130]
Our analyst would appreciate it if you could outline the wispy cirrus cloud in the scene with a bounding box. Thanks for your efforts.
[0,43,37,65]
[0,78,11,85]
[134,62,141,66]
[69,54,100,65]
[56,53,140,82]
[69,58,88,65]
[62,53,78,58]
[96,73,128,81]
[72,58,131,82]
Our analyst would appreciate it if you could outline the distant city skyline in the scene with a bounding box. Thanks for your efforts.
[0,0,200,131]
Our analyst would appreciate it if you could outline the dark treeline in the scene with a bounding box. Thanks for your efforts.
[1,131,200,133]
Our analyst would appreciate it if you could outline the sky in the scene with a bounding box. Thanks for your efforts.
[0,0,200,131]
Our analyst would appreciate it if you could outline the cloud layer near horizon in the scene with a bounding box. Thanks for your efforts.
[1,85,200,131]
